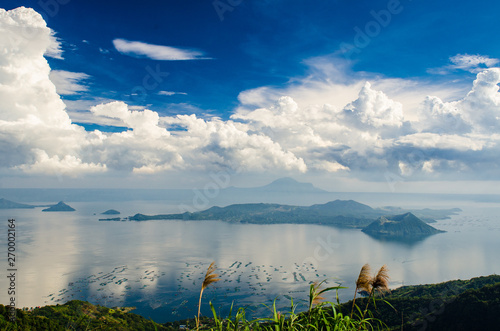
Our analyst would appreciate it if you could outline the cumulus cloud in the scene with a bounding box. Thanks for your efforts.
[0,6,306,179]
[341,82,405,130]
[112,38,211,61]
[232,66,500,179]
[417,68,500,133]
[0,7,104,176]
[2,7,500,183]
[16,149,106,175]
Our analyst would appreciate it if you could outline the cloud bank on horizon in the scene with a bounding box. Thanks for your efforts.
[1,7,500,186]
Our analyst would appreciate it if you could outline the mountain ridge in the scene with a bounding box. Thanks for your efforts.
[225,177,328,194]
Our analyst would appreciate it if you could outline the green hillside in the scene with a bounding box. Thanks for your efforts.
[2,275,499,330]
[0,300,167,330]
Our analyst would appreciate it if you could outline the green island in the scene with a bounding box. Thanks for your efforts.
[42,201,76,212]
[2,274,499,330]
[361,212,445,238]
[100,200,460,239]
[102,209,121,215]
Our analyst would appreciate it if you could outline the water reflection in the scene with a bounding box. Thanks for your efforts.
[0,202,499,322]
[361,232,436,245]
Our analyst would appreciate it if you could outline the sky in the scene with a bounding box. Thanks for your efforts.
[0,0,500,193]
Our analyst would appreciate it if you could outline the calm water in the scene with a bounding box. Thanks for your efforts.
[0,197,499,322]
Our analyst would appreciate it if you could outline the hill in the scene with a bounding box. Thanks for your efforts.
[42,201,75,212]
[3,275,499,330]
[361,212,444,238]
[0,300,167,330]
[338,274,500,330]
[0,198,35,209]
[125,200,455,235]
[127,200,382,228]
[309,199,380,218]
[101,209,120,215]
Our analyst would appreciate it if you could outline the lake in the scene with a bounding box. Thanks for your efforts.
[0,192,499,323]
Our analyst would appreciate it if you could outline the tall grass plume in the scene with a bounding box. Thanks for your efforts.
[197,261,220,330]
[351,263,372,318]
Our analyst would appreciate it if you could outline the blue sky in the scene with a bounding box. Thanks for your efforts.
[5,0,499,117]
[1,0,500,192]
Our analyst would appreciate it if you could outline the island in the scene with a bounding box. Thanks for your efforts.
[42,201,76,212]
[361,212,445,238]
[98,217,123,221]
[102,200,458,238]
[126,200,385,228]
[101,209,120,215]
[0,198,35,209]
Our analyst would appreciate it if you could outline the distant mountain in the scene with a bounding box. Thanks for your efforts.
[255,177,328,193]
[42,201,75,212]
[0,198,35,209]
[101,209,120,215]
[223,177,328,196]
[362,212,445,238]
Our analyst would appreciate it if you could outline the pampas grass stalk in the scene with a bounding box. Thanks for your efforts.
[358,265,390,330]
[351,263,373,318]
[197,261,219,330]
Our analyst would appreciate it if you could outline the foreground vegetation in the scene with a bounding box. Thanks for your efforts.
[1,270,499,330]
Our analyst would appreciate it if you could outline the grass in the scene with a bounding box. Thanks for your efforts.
[4,273,500,330]
[193,263,391,330]
[0,263,391,330]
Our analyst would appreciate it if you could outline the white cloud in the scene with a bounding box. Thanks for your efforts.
[417,68,500,133]
[112,38,210,61]
[397,133,487,151]
[158,91,188,96]
[342,82,404,130]
[91,101,169,139]
[0,7,103,174]
[49,70,90,95]
[236,56,464,121]
[17,149,106,175]
[232,64,500,179]
[2,7,500,185]
[45,30,63,59]
[428,54,500,74]
[450,54,499,72]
